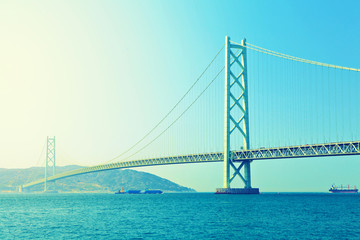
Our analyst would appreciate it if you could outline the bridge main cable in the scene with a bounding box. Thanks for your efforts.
[230,40,360,72]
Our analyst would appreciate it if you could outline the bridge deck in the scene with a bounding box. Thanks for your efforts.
[22,141,360,189]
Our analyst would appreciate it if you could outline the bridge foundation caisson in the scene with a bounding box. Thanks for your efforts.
[216,36,259,194]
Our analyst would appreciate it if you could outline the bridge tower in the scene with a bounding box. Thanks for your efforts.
[44,136,56,192]
[216,36,259,194]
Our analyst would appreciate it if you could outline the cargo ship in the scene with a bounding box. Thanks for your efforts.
[329,184,358,193]
[115,189,141,194]
[115,187,163,194]
[144,189,163,194]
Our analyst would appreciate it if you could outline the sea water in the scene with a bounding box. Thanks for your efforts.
[0,193,360,239]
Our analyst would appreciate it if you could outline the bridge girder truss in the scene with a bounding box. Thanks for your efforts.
[22,141,360,189]
[232,141,360,160]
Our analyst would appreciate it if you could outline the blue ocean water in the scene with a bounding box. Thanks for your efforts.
[1,193,360,239]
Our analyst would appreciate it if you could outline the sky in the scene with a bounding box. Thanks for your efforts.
[0,0,359,192]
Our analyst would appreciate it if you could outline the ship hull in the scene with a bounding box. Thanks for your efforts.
[144,190,163,194]
[329,190,358,193]
[115,190,163,194]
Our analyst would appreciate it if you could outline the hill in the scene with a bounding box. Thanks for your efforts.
[0,166,195,193]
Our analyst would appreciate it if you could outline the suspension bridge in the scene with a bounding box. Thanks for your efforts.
[20,36,360,193]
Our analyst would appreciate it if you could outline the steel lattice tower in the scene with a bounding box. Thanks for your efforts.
[217,36,259,194]
[44,136,56,192]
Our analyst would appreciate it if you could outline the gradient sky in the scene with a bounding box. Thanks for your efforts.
[1,0,359,192]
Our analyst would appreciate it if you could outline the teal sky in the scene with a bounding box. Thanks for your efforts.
[1,0,359,192]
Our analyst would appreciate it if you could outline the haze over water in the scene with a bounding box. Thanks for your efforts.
[1,193,360,239]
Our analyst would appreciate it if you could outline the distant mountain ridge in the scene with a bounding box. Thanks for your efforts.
[0,166,195,193]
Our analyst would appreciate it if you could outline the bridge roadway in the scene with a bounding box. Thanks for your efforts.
[22,141,360,189]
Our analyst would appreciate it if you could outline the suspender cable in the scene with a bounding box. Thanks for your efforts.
[121,67,225,162]
[104,45,224,163]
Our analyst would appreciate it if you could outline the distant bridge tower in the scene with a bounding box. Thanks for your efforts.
[216,36,259,194]
[44,136,56,192]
